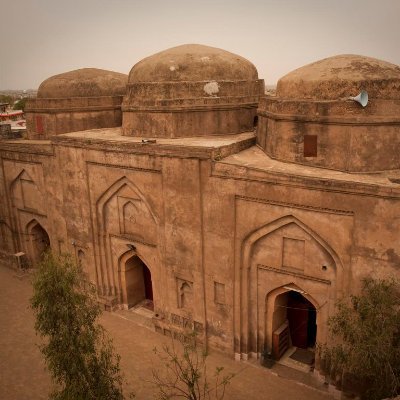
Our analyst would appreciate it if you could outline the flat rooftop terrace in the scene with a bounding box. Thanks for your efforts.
[1,127,400,197]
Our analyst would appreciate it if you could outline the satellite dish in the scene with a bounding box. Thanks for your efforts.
[349,90,368,107]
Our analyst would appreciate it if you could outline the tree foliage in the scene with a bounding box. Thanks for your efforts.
[0,94,14,104]
[31,252,128,400]
[152,329,235,400]
[321,277,400,400]
[13,97,28,111]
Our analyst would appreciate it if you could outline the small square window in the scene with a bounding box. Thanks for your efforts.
[214,282,225,304]
[304,135,317,157]
[36,115,43,134]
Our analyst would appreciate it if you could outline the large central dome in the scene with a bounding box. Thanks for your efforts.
[128,44,258,83]
[122,44,264,138]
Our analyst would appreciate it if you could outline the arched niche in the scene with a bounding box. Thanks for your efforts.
[26,219,50,265]
[77,249,85,267]
[179,281,193,310]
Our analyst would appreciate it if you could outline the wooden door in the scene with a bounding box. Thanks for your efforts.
[287,293,311,349]
[143,265,153,301]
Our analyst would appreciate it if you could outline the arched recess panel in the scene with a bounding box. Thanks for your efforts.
[27,220,50,264]
[98,177,158,245]
[252,221,337,282]
[94,176,158,298]
[239,215,342,358]
[11,170,44,212]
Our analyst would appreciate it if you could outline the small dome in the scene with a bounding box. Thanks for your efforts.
[277,54,400,100]
[37,68,128,98]
[128,44,258,83]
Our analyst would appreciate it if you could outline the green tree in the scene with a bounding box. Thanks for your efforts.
[13,97,28,111]
[152,328,235,400]
[320,277,400,400]
[0,94,14,104]
[31,252,129,400]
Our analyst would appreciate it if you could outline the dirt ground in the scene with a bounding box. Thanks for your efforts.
[0,264,333,400]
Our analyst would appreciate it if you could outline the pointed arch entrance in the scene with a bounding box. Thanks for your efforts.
[27,220,50,265]
[236,215,341,360]
[270,288,317,360]
[119,253,153,310]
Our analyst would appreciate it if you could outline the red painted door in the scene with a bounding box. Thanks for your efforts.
[143,265,153,301]
[287,293,311,349]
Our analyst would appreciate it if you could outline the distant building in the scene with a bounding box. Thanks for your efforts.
[0,104,26,135]
[0,45,399,383]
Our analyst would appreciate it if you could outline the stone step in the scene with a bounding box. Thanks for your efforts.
[113,306,155,330]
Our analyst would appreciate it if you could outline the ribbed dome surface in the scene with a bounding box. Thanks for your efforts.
[38,68,128,98]
[277,54,400,100]
[128,44,258,83]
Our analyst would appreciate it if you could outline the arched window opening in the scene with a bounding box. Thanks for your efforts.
[179,281,193,310]
[123,255,153,310]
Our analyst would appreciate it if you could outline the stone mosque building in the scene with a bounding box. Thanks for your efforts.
[1,44,400,371]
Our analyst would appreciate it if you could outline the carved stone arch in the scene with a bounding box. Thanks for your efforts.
[10,169,34,190]
[10,169,44,211]
[93,176,158,297]
[267,282,320,311]
[96,176,159,229]
[242,214,344,276]
[122,200,139,234]
[265,282,319,352]
[237,214,343,359]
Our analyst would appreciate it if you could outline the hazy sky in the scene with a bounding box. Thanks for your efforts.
[1,0,399,89]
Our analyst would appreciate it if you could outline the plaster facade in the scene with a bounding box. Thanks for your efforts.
[1,45,399,372]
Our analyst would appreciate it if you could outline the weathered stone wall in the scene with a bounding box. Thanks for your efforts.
[0,141,67,265]
[25,96,124,139]
[0,132,399,361]
[257,96,400,172]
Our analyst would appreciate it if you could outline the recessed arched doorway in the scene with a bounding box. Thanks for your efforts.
[28,221,50,264]
[122,255,153,310]
[271,290,317,361]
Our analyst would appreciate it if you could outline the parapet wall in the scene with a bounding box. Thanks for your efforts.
[257,96,400,172]
[122,80,264,138]
[25,96,124,139]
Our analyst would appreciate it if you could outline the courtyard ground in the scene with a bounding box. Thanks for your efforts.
[0,264,333,400]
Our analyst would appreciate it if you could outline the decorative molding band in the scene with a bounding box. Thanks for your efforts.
[0,144,55,157]
[211,163,400,200]
[236,195,354,216]
[122,103,258,113]
[126,79,258,86]
[1,157,43,166]
[109,233,157,248]
[257,264,331,285]
[86,160,161,174]
[17,208,47,218]
[26,105,121,114]
[258,110,400,126]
